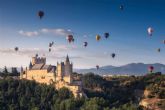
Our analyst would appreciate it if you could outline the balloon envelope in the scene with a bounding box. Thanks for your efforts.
[14,47,19,51]
[120,5,124,10]
[67,35,74,43]
[83,42,88,47]
[148,66,154,72]
[104,33,109,39]
[147,27,153,36]
[96,35,101,41]
[38,11,44,19]
[49,48,51,52]
[157,48,161,52]
[96,65,99,70]
[111,53,116,58]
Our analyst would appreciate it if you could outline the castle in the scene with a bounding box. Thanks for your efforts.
[20,54,83,98]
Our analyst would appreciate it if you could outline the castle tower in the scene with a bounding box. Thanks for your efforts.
[20,66,23,79]
[64,55,72,76]
[56,55,73,83]
[56,62,65,80]
[64,55,73,83]
[32,57,37,65]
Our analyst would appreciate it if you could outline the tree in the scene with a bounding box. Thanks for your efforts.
[58,87,73,100]
[3,66,8,74]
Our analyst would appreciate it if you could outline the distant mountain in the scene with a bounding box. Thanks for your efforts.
[74,63,165,75]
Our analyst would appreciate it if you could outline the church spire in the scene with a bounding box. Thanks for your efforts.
[66,54,70,62]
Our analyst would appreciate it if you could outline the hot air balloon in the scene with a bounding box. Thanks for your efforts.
[148,66,154,73]
[104,33,109,39]
[51,41,54,45]
[72,38,75,42]
[96,35,101,41]
[14,47,19,51]
[111,53,116,58]
[96,65,99,70]
[66,35,74,43]
[49,43,52,47]
[120,5,124,10]
[157,48,161,52]
[147,27,153,36]
[163,40,165,44]
[49,48,51,52]
[38,11,44,19]
[83,42,88,47]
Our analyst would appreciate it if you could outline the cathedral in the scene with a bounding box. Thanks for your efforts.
[20,55,83,98]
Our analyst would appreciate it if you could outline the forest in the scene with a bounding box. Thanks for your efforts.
[0,68,164,110]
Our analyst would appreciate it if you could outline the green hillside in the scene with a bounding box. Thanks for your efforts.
[0,73,164,110]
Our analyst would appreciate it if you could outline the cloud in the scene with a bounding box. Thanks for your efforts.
[18,30,39,37]
[18,28,73,37]
[0,45,78,59]
[41,28,73,36]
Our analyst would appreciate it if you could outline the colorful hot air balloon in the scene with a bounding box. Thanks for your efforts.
[38,11,44,19]
[104,33,109,39]
[147,27,153,36]
[14,47,19,51]
[66,35,74,43]
[96,35,101,41]
[111,53,116,58]
[148,66,154,73]
[96,65,99,70]
[83,42,88,47]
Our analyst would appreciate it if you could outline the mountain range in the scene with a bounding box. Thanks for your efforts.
[1,63,165,75]
[74,63,165,75]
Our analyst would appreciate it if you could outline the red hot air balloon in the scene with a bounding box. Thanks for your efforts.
[38,11,44,19]
[148,66,154,73]
[66,35,74,43]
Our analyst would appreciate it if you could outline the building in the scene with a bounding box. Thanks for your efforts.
[20,55,83,98]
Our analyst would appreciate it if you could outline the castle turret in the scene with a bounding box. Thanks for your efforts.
[31,55,46,65]
[29,61,33,70]
[20,66,23,79]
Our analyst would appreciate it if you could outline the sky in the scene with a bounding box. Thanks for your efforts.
[0,0,165,69]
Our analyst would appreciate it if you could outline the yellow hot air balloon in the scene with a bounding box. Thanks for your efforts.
[96,35,101,41]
